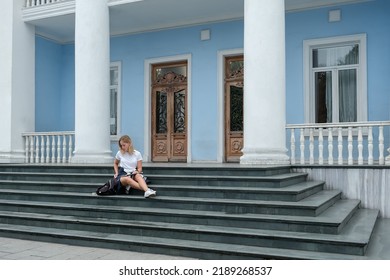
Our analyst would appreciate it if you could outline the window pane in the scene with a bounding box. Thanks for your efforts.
[110,88,117,135]
[315,71,332,123]
[313,44,359,68]
[228,60,244,78]
[110,68,118,86]
[155,65,186,81]
[230,86,243,131]
[339,69,357,122]
[174,89,186,133]
[156,91,167,134]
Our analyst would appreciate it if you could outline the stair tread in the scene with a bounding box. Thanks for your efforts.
[0,188,340,207]
[0,197,358,225]
[0,207,377,244]
[0,171,306,180]
[152,180,324,192]
[0,222,370,260]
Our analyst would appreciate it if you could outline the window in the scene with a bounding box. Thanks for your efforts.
[304,34,367,123]
[110,62,121,136]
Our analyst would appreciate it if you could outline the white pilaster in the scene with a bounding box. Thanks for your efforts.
[240,0,290,165]
[0,0,35,163]
[71,0,113,163]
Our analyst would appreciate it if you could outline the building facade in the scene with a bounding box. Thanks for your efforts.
[1,0,390,215]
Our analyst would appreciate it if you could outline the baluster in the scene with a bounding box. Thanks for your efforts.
[51,136,56,163]
[338,127,343,165]
[379,126,384,165]
[348,127,353,165]
[46,135,51,163]
[57,135,61,163]
[358,127,363,165]
[68,134,73,162]
[62,135,67,163]
[24,136,29,163]
[328,128,333,165]
[35,136,40,163]
[300,128,305,164]
[40,135,45,163]
[290,129,295,164]
[30,136,35,163]
[309,128,314,164]
[318,128,323,165]
[368,127,373,165]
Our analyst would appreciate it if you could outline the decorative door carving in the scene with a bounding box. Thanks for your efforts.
[151,62,187,162]
[225,56,244,162]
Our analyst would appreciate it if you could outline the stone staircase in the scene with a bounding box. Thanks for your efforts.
[0,164,380,259]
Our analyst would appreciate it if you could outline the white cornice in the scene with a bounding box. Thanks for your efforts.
[285,0,375,13]
[22,0,75,22]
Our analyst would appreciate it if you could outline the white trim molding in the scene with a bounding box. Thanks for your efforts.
[303,33,367,123]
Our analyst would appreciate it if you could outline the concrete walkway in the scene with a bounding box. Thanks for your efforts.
[0,237,194,260]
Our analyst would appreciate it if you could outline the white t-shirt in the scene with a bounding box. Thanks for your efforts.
[115,150,143,173]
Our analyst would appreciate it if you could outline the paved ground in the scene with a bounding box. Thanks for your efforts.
[0,237,194,260]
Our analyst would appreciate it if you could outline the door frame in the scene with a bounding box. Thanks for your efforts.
[144,54,192,162]
[217,49,243,163]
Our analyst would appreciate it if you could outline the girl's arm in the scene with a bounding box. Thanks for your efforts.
[114,159,120,177]
[137,160,143,173]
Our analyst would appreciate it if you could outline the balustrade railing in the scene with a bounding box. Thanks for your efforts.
[21,122,390,165]
[286,121,390,166]
[22,132,75,164]
[25,0,65,8]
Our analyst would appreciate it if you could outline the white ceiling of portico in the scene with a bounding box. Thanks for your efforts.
[27,0,373,43]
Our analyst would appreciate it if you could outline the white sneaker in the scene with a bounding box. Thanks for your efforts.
[144,188,156,198]
[125,185,131,194]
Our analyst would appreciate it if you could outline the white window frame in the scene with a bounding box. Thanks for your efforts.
[303,34,367,123]
[110,61,122,139]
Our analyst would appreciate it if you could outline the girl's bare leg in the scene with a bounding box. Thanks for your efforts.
[120,175,149,192]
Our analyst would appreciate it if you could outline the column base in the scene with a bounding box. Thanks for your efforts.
[71,150,113,164]
[240,148,290,165]
[0,150,26,163]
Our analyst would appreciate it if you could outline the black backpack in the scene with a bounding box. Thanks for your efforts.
[96,177,120,195]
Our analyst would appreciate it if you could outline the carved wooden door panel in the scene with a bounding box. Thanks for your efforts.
[151,62,187,162]
[225,56,244,162]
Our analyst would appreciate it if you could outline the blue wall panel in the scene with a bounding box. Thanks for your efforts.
[35,36,62,132]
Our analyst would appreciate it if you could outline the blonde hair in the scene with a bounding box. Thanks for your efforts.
[118,135,135,154]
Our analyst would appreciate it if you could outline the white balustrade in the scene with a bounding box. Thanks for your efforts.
[25,0,65,8]
[287,121,390,165]
[22,132,74,164]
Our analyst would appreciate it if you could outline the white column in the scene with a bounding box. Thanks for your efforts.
[71,0,113,163]
[0,0,35,163]
[240,0,290,165]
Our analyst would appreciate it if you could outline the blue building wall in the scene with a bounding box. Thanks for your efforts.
[35,0,390,161]
[35,37,62,132]
[286,0,390,124]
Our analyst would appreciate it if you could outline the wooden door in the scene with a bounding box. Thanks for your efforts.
[225,56,244,162]
[151,62,187,162]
